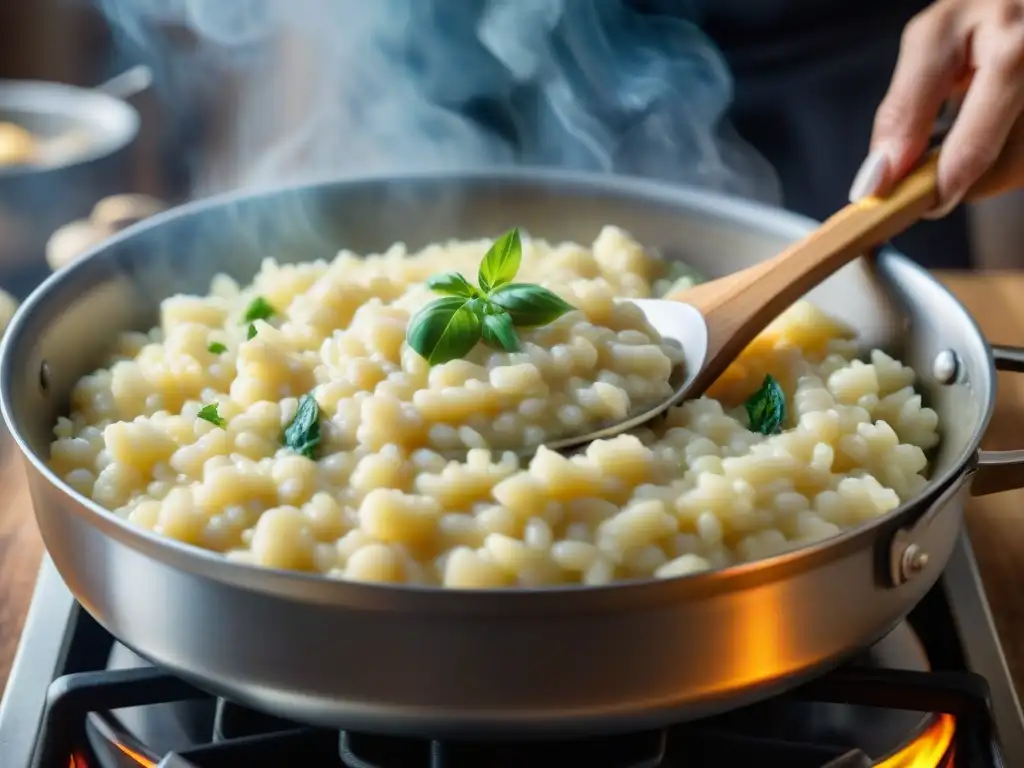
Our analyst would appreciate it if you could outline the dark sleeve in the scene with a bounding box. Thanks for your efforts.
[637,0,972,269]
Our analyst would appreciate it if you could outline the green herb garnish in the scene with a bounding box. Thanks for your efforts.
[207,341,227,354]
[283,393,321,459]
[406,228,574,365]
[247,323,257,340]
[744,374,786,435]
[477,228,522,293]
[427,272,480,299]
[243,296,276,323]
[480,302,520,352]
[488,282,576,327]
[407,297,484,365]
[197,403,226,428]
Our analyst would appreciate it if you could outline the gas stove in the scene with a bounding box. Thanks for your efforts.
[1,534,1022,768]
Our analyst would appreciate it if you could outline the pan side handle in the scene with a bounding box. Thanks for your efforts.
[972,345,1024,497]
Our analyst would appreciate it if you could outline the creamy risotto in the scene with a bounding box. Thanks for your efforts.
[49,227,940,587]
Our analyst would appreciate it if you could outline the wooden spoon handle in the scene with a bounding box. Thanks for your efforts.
[669,152,941,397]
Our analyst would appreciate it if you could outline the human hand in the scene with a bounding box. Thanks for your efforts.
[849,0,1024,215]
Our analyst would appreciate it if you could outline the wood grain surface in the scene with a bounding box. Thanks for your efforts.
[1,271,1023,701]
[0,453,42,698]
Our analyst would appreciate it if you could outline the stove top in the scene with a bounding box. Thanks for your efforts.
[2,534,1022,768]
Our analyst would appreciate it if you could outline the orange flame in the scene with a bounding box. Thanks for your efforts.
[113,741,157,767]
[68,740,156,768]
[876,713,956,768]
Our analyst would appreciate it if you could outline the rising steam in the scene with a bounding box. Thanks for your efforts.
[98,0,781,203]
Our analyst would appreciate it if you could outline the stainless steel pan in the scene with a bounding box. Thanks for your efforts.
[2,171,1023,738]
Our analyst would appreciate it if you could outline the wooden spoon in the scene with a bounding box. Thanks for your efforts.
[660,150,943,399]
[547,147,1004,454]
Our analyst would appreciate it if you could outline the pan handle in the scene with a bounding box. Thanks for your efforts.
[887,344,1024,586]
[972,345,1024,497]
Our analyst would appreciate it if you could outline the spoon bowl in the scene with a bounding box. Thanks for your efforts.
[542,298,709,454]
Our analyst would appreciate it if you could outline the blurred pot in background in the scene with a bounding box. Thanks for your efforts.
[0,0,203,298]
[0,80,139,297]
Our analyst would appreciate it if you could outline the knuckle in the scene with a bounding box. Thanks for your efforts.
[900,15,928,47]
[901,9,949,48]
[991,2,1024,71]
[997,0,1024,27]
[996,32,1024,72]
[872,100,906,139]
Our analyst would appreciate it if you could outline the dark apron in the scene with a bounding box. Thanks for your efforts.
[633,0,971,269]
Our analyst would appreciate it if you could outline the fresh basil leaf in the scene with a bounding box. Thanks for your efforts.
[197,403,225,428]
[207,341,227,355]
[247,323,257,340]
[744,374,786,435]
[489,283,575,327]
[481,307,520,352]
[407,296,482,366]
[283,393,321,459]
[427,271,479,299]
[243,296,276,323]
[478,228,522,294]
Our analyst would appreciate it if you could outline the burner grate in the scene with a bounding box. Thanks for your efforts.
[33,667,207,768]
[10,542,1018,768]
[338,729,671,768]
[160,728,339,767]
[30,662,991,768]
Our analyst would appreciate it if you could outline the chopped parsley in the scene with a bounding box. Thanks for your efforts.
[197,403,226,428]
[243,296,276,323]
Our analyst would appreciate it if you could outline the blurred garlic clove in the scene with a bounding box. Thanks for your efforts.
[0,288,18,338]
[46,219,114,271]
[90,194,166,232]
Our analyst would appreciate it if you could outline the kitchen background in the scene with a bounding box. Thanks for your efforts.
[4,0,1024,282]
[4,3,1024,767]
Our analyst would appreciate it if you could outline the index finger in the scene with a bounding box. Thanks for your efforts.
[869,6,967,192]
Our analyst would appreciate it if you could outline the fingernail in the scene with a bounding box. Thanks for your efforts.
[848,149,891,202]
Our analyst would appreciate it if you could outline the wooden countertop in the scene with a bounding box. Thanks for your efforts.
[2,271,1024,699]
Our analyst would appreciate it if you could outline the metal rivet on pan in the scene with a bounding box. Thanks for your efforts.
[901,544,930,580]
[39,361,51,393]
[932,349,959,384]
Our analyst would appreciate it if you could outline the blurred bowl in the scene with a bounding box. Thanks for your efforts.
[0,79,139,297]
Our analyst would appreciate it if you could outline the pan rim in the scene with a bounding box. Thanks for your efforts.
[0,167,994,611]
